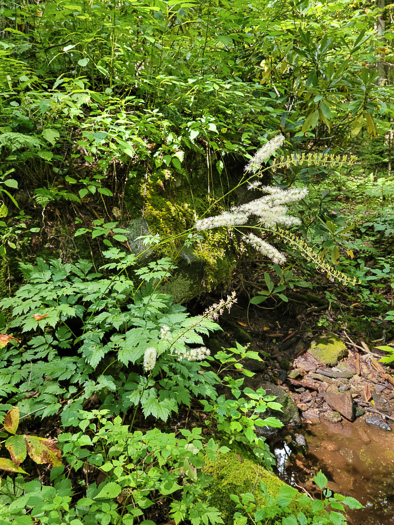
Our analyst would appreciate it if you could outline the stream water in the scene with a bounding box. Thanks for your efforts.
[272,418,394,524]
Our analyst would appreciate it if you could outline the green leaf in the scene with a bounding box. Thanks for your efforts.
[314,471,328,490]
[94,481,122,499]
[301,110,319,132]
[320,100,332,119]
[338,496,363,509]
[5,435,27,466]
[0,457,27,473]
[42,129,60,146]
[142,397,171,422]
[282,517,298,525]
[250,294,268,305]
[98,187,113,197]
[78,58,89,67]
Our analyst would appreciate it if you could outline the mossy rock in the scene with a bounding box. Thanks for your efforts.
[203,449,320,524]
[204,450,287,523]
[308,333,347,367]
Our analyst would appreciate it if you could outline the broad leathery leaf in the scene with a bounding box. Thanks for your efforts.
[366,111,376,137]
[351,113,363,137]
[94,481,122,499]
[4,407,19,434]
[301,110,319,132]
[24,435,62,467]
[0,457,27,474]
[319,100,332,119]
[5,435,27,466]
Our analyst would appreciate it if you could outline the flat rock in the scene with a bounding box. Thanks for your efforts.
[308,333,347,367]
[324,391,354,421]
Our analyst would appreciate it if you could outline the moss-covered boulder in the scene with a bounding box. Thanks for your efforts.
[308,333,347,367]
[203,450,288,523]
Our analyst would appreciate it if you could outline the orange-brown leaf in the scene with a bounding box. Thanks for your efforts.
[4,407,19,434]
[0,334,21,348]
[24,435,62,467]
[33,313,49,321]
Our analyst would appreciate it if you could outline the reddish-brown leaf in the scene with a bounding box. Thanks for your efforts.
[4,407,19,434]
[5,435,27,466]
[0,457,27,474]
[24,435,62,467]
[0,334,21,348]
[33,313,49,321]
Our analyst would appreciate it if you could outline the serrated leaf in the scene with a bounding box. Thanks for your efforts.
[24,435,62,466]
[314,470,328,490]
[4,407,19,434]
[142,396,170,421]
[267,401,283,411]
[0,457,27,473]
[258,417,283,428]
[94,481,121,499]
[340,496,363,509]
[5,435,27,466]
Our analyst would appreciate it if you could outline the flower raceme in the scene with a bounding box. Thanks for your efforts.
[193,134,308,265]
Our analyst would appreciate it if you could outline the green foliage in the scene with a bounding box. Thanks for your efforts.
[0,250,221,421]
[232,471,363,525]
[251,264,313,305]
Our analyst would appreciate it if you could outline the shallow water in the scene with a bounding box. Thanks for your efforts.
[273,418,394,524]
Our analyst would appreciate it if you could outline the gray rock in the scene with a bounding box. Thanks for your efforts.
[365,416,392,431]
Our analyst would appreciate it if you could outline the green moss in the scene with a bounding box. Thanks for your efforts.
[204,450,288,524]
[308,333,347,366]
[125,168,238,292]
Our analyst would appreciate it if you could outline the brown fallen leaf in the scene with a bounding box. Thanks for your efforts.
[0,334,21,348]
[33,313,49,321]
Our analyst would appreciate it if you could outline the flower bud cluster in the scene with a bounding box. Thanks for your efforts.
[143,347,157,372]
[242,233,286,265]
[245,134,285,173]
[160,325,171,341]
[203,291,237,321]
[176,346,210,362]
[195,186,307,233]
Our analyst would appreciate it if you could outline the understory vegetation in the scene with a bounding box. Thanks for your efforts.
[0,0,393,523]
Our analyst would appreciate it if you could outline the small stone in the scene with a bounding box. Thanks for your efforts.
[321,441,339,452]
[338,383,351,392]
[302,409,321,423]
[324,391,354,421]
[354,406,365,418]
[278,358,291,370]
[288,369,302,379]
[294,434,307,447]
[365,416,392,431]
[298,403,309,411]
[374,384,386,393]
[323,410,342,423]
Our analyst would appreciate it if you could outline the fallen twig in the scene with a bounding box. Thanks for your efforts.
[357,404,394,422]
